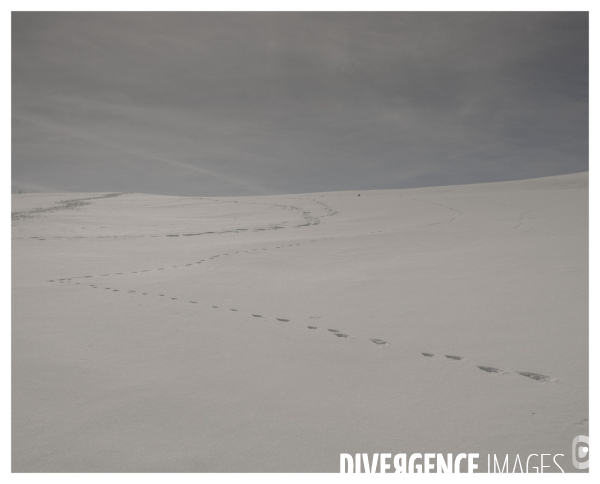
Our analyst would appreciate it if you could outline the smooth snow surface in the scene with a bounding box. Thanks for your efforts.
[12,173,588,472]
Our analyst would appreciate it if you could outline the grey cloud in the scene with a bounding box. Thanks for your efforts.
[12,12,588,195]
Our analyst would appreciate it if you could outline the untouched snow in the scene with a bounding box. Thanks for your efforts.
[12,173,588,472]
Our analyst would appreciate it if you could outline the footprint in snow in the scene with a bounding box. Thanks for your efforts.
[370,339,389,346]
[517,371,555,382]
[477,366,504,374]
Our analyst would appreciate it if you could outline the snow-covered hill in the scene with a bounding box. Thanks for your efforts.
[11,173,588,472]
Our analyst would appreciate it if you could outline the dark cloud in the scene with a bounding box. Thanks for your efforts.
[12,12,588,195]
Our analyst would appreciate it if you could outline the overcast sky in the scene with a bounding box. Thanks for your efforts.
[12,12,588,196]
